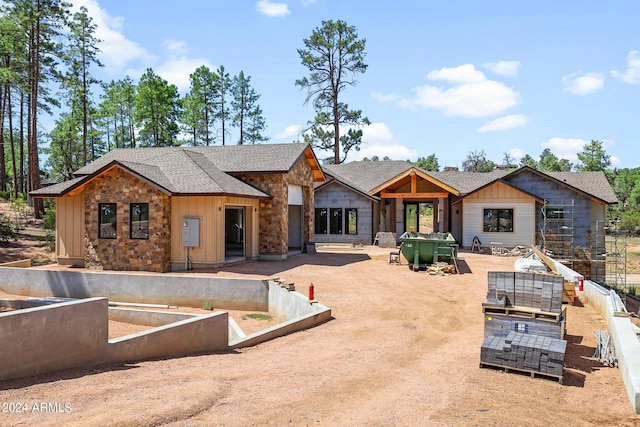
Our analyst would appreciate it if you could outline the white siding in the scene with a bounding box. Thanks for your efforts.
[462,201,536,249]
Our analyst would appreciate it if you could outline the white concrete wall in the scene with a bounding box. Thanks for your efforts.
[580,279,640,414]
[106,312,229,363]
[0,298,108,381]
[0,267,269,311]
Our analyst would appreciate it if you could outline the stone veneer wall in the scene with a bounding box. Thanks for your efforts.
[84,167,171,272]
[237,155,315,256]
[285,156,315,246]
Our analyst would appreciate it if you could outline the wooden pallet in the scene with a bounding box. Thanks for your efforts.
[482,304,565,321]
[479,361,564,384]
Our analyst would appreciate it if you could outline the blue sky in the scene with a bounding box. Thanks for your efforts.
[70,0,640,168]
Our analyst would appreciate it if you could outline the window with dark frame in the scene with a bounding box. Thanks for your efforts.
[130,203,149,239]
[346,208,358,235]
[99,203,117,239]
[329,208,342,234]
[315,208,328,234]
[545,207,565,220]
[483,208,514,232]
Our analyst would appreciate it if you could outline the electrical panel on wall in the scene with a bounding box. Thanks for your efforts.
[182,217,201,247]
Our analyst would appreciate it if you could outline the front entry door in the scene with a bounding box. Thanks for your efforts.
[225,207,245,260]
[405,202,434,233]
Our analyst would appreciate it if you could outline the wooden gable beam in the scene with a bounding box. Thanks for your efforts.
[380,190,449,199]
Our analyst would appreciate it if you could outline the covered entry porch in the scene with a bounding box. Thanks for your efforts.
[373,168,459,237]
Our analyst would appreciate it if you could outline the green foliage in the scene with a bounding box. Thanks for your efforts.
[414,154,440,171]
[241,313,273,320]
[213,65,233,145]
[620,210,640,234]
[0,213,17,242]
[296,20,370,163]
[576,139,611,172]
[462,149,495,172]
[232,71,268,145]
[202,300,213,311]
[0,191,11,201]
[43,207,56,231]
[97,77,137,149]
[519,154,538,169]
[182,65,218,146]
[538,148,573,172]
[135,68,181,147]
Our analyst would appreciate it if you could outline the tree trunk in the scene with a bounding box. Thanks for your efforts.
[0,85,7,192]
[29,18,43,218]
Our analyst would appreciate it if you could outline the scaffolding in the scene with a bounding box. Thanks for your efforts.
[540,199,575,262]
[592,221,627,305]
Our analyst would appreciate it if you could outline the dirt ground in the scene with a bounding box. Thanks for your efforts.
[1,245,640,427]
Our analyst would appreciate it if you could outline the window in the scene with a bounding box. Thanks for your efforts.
[483,208,513,232]
[346,208,358,235]
[99,203,117,239]
[545,207,564,220]
[329,208,342,234]
[315,208,328,234]
[130,203,149,239]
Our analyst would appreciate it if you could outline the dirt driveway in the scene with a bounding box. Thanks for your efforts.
[1,247,639,426]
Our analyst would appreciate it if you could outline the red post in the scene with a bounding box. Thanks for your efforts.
[578,278,584,292]
[309,282,315,301]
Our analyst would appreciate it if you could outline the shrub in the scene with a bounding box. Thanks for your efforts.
[0,213,17,242]
[44,207,56,231]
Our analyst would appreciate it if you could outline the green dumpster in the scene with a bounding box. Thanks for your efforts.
[399,231,457,271]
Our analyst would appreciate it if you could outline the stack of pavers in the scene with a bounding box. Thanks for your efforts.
[481,271,568,383]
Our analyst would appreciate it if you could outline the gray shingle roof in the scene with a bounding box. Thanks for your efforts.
[542,171,618,204]
[322,160,415,193]
[428,170,509,195]
[33,143,322,198]
[75,143,313,176]
[321,162,618,204]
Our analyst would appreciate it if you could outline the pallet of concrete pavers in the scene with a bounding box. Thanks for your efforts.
[480,331,566,384]
[483,304,566,339]
[486,271,564,312]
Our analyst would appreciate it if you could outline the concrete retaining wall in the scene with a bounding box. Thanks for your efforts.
[231,283,331,349]
[109,307,200,327]
[579,278,640,414]
[0,267,332,380]
[0,298,108,381]
[107,312,228,363]
[0,267,268,311]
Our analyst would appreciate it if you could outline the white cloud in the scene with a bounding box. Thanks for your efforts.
[399,64,519,117]
[476,114,529,133]
[508,148,526,161]
[70,0,155,70]
[256,1,291,17]
[611,50,640,84]
[164,39,188,55]
[541,137,588,162]
[372,91,400,102]
[426,63,486,84]
[362,122,394,142]
[156,56,216,93]
[610,155,621,167]
[482,60,521,77]
[562,71,604,95]
[276,125,302,141]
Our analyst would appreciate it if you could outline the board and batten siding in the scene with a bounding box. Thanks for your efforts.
[171,196,259,267]
[56,193,85,265]
[314,183,375,244]
[462,182,536,249]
